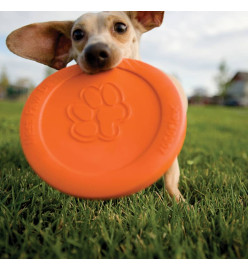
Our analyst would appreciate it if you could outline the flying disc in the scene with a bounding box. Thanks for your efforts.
[20,59,186,199]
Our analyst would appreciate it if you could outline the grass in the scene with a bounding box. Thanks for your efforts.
[0,100,248,259]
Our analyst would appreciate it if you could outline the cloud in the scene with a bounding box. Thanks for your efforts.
[1,11,248,96]
[140,11,248,95]
[0,51,46,84]
[0,11,85,85]
[0,11,86,35]
[0,50,77,86]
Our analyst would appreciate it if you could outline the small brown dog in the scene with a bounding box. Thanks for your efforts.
[6,11,188,202]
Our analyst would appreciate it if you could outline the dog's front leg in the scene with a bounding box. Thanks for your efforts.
[164,158,185,203]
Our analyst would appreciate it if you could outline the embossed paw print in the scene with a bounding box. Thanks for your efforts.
[67,83,130,142]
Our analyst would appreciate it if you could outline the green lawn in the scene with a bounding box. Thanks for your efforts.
[0,100,248,259]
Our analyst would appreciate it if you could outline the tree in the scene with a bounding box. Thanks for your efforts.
[214,60,231,97]
[193,87,208,97]
[15,78,33,88]
[0,67,9,89]
[15,77,35,93]
[0,67,10,98]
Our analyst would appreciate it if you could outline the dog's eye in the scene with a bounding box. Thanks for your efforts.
[72,29,85,41]
[114,22,127,34]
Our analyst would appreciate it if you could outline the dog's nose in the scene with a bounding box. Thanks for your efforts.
[84,43,111,69]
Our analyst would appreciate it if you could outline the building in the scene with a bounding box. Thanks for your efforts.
[225,72,248,106]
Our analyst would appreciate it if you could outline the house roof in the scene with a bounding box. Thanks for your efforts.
[231,72,248,82]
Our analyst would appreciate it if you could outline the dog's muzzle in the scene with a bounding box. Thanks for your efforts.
[84,42,111,70]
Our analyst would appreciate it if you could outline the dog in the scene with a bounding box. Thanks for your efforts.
[6,11,188,203]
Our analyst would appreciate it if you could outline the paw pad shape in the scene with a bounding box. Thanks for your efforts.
[67,83,130,142]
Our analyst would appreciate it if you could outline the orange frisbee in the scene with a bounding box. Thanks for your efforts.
[20,59,186,199]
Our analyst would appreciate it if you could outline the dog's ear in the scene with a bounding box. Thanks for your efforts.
[125,11,164,33]
[6,21,74,70]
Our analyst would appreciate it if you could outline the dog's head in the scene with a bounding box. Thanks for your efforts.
[6,11,164,74]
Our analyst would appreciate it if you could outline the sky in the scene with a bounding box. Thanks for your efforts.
[1,11,248,97]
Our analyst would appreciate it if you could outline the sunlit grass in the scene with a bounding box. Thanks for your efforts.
[0,101,248,258]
